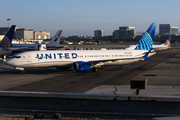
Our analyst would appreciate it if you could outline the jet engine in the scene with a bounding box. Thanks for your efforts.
[72,62,91,71]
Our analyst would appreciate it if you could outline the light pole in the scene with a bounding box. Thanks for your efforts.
[7,18,11,28]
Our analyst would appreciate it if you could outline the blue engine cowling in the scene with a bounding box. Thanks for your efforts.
[72,62,91,71]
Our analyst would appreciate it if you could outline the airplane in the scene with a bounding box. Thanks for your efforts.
[11,30,63,51]
[6,22,157,74]
[0,25,63,58]
[152,35,172,50]
[125,35,172,50]
[0,25,16,58]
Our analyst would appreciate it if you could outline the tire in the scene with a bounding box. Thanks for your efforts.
[92,68,99,72]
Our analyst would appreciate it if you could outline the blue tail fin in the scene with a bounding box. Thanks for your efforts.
[134,23,157,50]
[1,25,16,49]
[164,35,172,45]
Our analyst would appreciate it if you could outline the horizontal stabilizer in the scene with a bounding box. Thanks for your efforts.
[144,57,152,62]
[142,49,152,61]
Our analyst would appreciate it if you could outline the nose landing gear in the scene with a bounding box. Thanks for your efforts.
[14,67,25,75]
[21,70,25,75]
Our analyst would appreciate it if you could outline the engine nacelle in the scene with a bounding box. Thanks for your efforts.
[72,62,91,71]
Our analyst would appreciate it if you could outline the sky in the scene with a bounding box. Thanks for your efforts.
[0,0,180,37]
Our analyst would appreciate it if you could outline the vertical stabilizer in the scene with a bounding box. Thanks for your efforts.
[164,35,172,45]
[48,30,62,45]
[134,23,157,50]
[1,25,16,49]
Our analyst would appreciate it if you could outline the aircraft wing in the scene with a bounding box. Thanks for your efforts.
[87,57,142,66]
[3,47,37,54]
[46,44,64,49]
[87,50,152,66]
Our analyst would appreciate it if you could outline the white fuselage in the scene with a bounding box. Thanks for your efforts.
[152,44,170,50]
[6,49,149,68]
[125,44,170,50]
[12,43,63,49]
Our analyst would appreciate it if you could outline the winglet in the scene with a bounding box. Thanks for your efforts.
[73,46,76,50]
[143,48,152,61]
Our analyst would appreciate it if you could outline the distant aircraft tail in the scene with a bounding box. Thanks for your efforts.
[73,46,76,50]
[48,30,62,45]
[0,25,16,49]
[134,23,157,50]
[164,35,172,45]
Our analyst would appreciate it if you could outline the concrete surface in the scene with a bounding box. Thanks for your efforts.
[0,45,179,118]
[153,116,180,120]
[0,91,180,115]
[85,85,180,96]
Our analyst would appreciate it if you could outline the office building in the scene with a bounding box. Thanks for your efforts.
[159,24,178,35]
[113,26,136,39]
[94,30,103,38]
[159,24,171,35]
[171,27,178,35]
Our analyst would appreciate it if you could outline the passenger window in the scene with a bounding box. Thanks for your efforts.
[13,56,21,59]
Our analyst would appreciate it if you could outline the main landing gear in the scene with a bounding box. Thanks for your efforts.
[92,67,99,72]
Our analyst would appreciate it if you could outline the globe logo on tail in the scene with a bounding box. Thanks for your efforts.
[1,36,11,49]
[165,40,170,45]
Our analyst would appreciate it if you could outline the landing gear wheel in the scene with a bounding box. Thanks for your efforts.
[21,71,25,75]
[92,68,99,72]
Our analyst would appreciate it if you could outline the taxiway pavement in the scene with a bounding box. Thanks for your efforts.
[0,48,180,97]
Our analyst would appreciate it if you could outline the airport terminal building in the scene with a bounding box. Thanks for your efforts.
[0,27,50,41]
[33,31,50,40]
[16,28,33,40]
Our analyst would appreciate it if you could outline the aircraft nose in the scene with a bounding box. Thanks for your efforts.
[5,59,15,66]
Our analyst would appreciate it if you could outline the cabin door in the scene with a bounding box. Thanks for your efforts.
[27,54,32,62]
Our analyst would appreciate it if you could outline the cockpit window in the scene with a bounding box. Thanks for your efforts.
[12,56,21,58]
